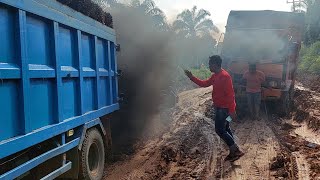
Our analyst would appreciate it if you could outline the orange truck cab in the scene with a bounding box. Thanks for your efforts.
[221,10,304,116]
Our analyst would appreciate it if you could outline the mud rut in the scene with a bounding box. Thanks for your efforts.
[214,117,280,180]
[104,85,320,180]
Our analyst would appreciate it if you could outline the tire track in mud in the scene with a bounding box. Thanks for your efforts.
[214,119,255,179]
[104,86,319,179]
[292,152,311,180]
[266,115,305,180]
[203,80,319,180]
[269,121,318,179]
[292,83,320,179]
[213,117,279,180]
[231,119,278,180]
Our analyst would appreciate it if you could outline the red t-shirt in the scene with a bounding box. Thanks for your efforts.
[190,69,236,113]
[243,70,266,93]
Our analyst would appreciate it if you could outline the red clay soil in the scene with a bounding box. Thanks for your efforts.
[103,75,320,179]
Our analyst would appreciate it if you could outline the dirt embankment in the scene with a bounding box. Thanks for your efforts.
[289,76,320,179]
[104,75,320,180]
[268,74,320,179]
[104,88,217,179]
[293,83,320,131]
[297,73,320,92]
[104,87,282,180]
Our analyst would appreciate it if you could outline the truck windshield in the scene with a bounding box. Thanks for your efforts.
[221,29,289,63]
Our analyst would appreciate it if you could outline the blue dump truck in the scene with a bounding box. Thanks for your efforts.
[0,0,119,179]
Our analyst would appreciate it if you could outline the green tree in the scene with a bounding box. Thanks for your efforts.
[291,0,320,45]
[172,6,219,38]
[290,0,311,12]
[299,41,320,73]
[304,0,320,45]
[131,0,168,30]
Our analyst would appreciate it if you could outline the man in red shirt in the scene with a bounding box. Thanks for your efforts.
[242,64,266,120]
[185,55,244,162]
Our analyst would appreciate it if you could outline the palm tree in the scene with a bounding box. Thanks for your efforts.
[173,6,219,38]
[93,0,118,8]
[131,0,169,30]
[308,1,320,44]
[290,0,312,12]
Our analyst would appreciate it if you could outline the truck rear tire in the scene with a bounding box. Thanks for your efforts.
[279,91,291,117]
[79,128,105,180]
[289,85,295,109]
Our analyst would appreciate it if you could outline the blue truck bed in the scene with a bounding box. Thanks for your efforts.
[0,0,119,179]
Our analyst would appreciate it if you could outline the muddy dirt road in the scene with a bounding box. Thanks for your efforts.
[104,82,320,180]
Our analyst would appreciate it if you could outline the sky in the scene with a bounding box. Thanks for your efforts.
[152,0,292,31]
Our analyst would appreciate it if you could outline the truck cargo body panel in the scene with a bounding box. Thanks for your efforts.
[0,0,119,160]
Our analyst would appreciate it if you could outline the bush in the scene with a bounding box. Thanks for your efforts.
[190,66,212,79]
[299,41,320,74]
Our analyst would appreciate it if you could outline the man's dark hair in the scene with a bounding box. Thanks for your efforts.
[209,55,222,68]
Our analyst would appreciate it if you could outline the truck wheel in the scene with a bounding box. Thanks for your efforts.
[289,85,295,109]
[279,92,290,117]
[79,128,105,180]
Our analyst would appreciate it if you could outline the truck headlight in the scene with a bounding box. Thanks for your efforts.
[269,81,278,88]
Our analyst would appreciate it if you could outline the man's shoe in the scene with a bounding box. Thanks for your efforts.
[225,144,244,162]
[224,153,233,161]
[228,150,245,162]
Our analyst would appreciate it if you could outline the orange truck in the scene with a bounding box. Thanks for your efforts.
[221,10,304,116]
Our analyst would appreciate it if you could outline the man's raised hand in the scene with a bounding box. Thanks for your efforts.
[184,70,193,78]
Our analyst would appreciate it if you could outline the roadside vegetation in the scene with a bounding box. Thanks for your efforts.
[295,0,320,74]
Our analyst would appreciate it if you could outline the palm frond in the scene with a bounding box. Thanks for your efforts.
[195,19,219,33]
[191,6,197,20]
[177,10,194,28]
[152,14,167,25]
[195,9,211,25]
[141,0,156,12]
[131,0,141,7]
[173,20,189,31]
[147,7,164,16]
[196,29,211,37]
[173,6,219,38]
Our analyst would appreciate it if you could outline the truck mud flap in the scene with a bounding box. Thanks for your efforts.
[78,118,106,150]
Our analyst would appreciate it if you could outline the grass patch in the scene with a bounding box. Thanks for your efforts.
[190,67,212,79]
[299,41,320,74]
